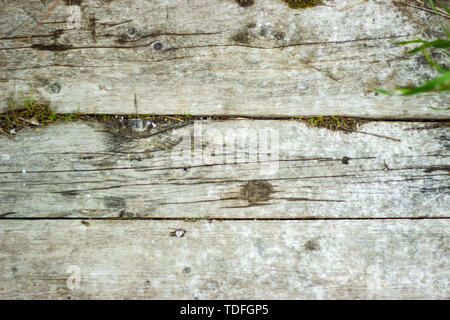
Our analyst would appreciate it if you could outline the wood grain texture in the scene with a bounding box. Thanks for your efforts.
[0,219,448,299]
[0,119,448,218]
[1,0,449,118]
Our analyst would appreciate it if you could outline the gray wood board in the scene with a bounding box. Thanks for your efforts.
[1,0,449,118]
[0,119,448,218]
[0,219,448,299]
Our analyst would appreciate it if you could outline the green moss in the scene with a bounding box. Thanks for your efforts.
[282,0,319,9]
[0,95,57,134]
[297,116,368,132]
[0,95,194,136]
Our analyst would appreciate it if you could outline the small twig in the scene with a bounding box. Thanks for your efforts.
[0,212,17,218]
[164,115,185,122]
[26,0,60,42]
[412,0,450,15]
[395,1,450,19]
[134,92,140,118]
[18,117,39,126]
[339,127,400,142]
[339,0,369,12]
[348,129,401,142]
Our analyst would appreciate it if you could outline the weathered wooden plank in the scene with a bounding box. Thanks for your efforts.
[0,119,448,218]
[1,0,449,118]
[0,219,448,299]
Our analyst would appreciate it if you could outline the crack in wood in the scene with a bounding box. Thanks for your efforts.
[1,216,449,221]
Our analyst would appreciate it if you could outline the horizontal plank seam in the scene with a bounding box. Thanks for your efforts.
[2,113,449,122]
[1,217,449,221]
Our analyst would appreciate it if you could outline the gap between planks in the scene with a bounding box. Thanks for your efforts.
[1,217,450,221]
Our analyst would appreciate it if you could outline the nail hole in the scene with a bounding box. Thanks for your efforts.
[49,82,61,94]
[170,229,186,237]
[153,42,163,51]
[127,26,137,36]
[183,267,191,274]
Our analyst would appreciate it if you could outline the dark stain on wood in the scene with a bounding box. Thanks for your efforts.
[60,190,79,197]
[64,0,83,5]
[53,29,64,39]
[423,165,450,174]
[119,210,137,218]
[89,14,97,41]
[183,267,192,274]
[116,33,129,44]
[103,118,191,153]
[80,156,94,160]
[32,76,51,87]
[421,186,449,194]
[304,240,320,251]
[235,0,255,7]
[240,181,274,203]
[31,44,74,51]
[274,31,285,41]
[231,30,251,44]
[103,196,126,211]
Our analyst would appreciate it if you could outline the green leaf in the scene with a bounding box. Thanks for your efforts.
[407,39,450,54]
[395,70,450,95]
[422,48,448,73]
[428,106,450,110]
[374,88,395,96]
[331,115,340,127]
[390,39,426,46]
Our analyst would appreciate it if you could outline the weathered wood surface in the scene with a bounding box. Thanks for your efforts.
[0,220,448,299]
[0,119,448,218]
[1,0,449,118]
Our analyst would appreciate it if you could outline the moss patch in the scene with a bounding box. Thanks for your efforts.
[297,116,369,132]
[0,96,57,135]
[0,96,193,136]
[235,0,255,7]
[282,0,319,9]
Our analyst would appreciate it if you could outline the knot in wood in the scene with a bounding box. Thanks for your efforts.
[240,181,273,203]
